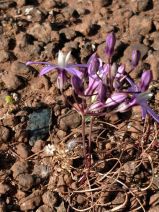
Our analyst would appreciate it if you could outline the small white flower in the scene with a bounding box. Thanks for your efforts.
[44,144,56,156]
[12,93,19,102]
[57,51,71,68]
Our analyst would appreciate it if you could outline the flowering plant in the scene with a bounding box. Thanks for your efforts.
[26,32,159,170]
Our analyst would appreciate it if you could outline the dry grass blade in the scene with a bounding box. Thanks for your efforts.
[96,191,128,212]
[106,175,146,212]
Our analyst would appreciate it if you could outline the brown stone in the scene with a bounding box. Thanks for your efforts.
[20,190,42,211]
[2,74,23,91]
[42,191,57,208]
[0,126,10,143]
[129,15,152,36]
[16,143,30,159]
[17,173,34,191]
[0,183,10,194]
[11,161,29,178]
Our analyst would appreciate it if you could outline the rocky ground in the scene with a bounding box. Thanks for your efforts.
[0,0,159,211]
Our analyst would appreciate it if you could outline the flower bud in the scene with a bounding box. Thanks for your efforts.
[115,102,131,112]
[139,70,153,92]
[105,92,127,107]
[131,50,140,67]
[88,101,105,113]
[87,53,101,75]
[115,65,125,79]
[71,75,84,95]
[105,32,116,57]
[97,82,107,102]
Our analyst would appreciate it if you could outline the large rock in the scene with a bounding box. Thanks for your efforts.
[28,22,52,43]
[0,126,10,143]
[129,15,152,36]
[129,0,152,12]
[2,73,23,91]
[17,173,34,191]
[26,107,53,146]
[11,161,29,178]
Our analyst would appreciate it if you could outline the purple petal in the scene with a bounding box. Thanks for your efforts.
[87,53,101,76]
[105,92,127,107]
[87,53,96,66]
[56,70,67,91]
[71,76,84,95]
[65,67,83,79]
[146,107,159,123]
[139,70,153,92]
[101,64,111,82]
[141,106,147,120]
[26,61,53,66]
[85,53,103,95]
[140,102,159,123]
[113,65,125,89]
[67,64,88,68]
[97,82,107,102]
[39,65,58,76]
[115,65,125,79]
[105,32,116,57]
[115,102,131,112]
[85,77,100,96]
[126,76,139,92]
[88,101,105,113]
[131,50,141,67]
[115,98,136,112]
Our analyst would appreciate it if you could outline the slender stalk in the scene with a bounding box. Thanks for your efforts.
[88,116,94,168]
[81,114,86,162]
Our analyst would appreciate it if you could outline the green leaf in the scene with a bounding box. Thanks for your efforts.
[85,116,91,123]
[5,95,14,104]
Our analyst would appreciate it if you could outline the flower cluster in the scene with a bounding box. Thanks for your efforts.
[26,32,159,123]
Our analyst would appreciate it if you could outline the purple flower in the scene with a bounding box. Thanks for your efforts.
[105,32,116,58]
[96,64,112,102]
[71,53,102,97]
[113,64,125,89]
[86,92,127,114]
[105,92,127,107]
[84,53,103,96]
[71,75,84,96]
[116,70,159,123]
[26,51,87,91]
[72,54,113,104]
